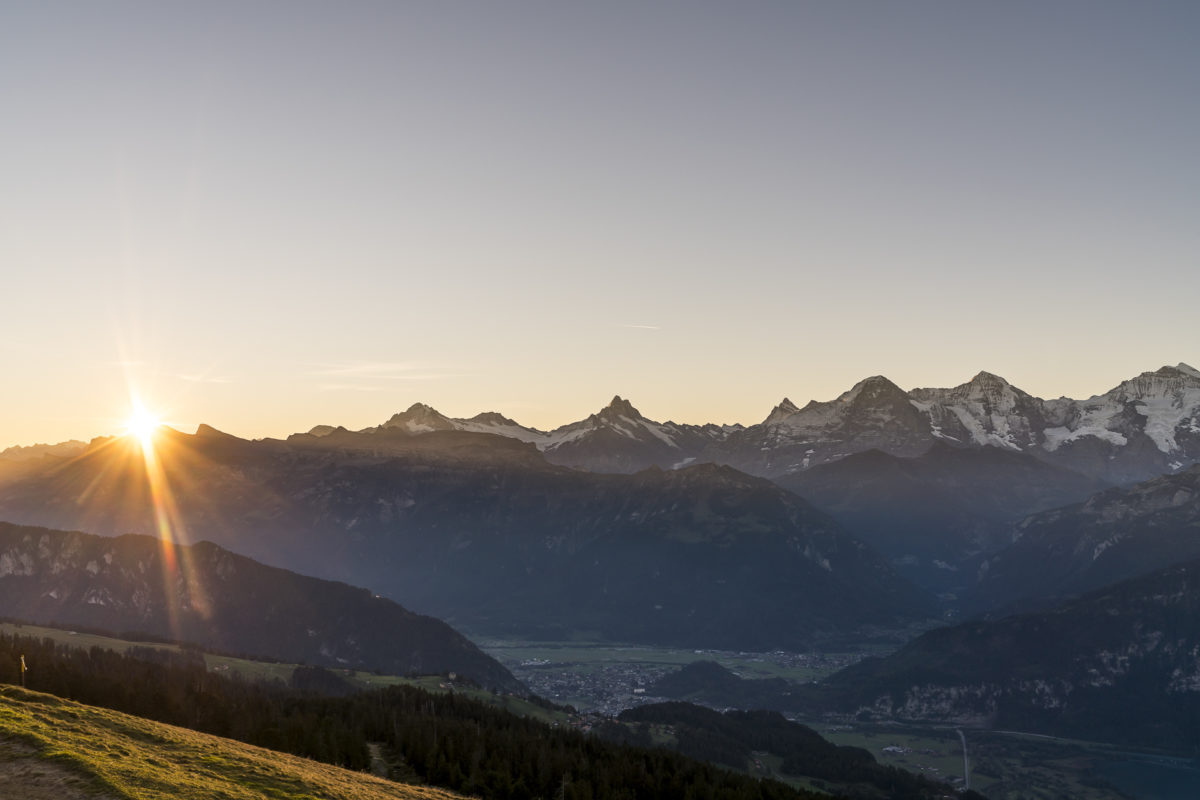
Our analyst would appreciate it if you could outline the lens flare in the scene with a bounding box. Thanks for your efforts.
[120,394,212,639]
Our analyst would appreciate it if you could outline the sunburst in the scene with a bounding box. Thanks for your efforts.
[124,403,162,450]
[118,395,211,632]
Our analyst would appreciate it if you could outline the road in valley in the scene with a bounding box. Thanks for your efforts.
[956,728,970,790]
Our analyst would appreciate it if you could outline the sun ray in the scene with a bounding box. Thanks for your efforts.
[119,392,213,638]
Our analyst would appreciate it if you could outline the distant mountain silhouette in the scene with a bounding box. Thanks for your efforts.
[0,428,934,650]
[780,442,1106,596]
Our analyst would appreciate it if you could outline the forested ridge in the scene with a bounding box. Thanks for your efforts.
[0,631,826,800]
[616,702,964,800]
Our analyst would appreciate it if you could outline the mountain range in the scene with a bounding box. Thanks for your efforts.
[0,429,935,651]
[0,521,520,691]
[276,362,1199,605]
[6,364,1195,488]
[1,365,1196,656]
[297,363,1200,484]
[1,362,1196,640]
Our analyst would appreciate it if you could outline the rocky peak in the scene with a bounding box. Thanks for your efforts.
[842,375,909,409]
[306,424,338,438]
[960,371,1031,406]
[969,370,1010,388]
[764,397,800,425]
[1108,365,1200,400]
[468,411,520,427]
[597,395,643,420]
[404,402,439,415]
[379,403,456,432]
[194,424,240,439]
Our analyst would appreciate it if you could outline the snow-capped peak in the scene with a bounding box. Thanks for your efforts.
[969,370,1010,387]
[960,372,1028,405]
[273,363,1199,482]
[1174,362,1200,379]
[1101,365,1200,454]
[467,411,521,427]
[453,412,547,443]
[1107,365,1200,401]
[378,403,457,434]
[531,395,695,457]
[908,371,1040,451]
[840,375,908,406]
[404,402,440,415]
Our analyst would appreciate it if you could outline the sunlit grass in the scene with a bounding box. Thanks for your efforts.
[0,685,465,800]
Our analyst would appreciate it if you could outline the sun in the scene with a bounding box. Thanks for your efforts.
[124,403,162,448]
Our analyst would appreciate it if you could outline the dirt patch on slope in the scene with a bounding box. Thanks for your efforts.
[0,736,118,800]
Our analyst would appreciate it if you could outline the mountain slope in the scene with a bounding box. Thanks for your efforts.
[0,430,935,650]
[0,521,520,691]
[969,463,1200,613]
[780,442,1108,596]
[614,702,954,799]
[648,660,797,711]
[0,685,462,800]
[810,557,1200,750]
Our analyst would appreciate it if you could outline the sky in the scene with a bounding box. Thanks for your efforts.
[2,1,1198,448]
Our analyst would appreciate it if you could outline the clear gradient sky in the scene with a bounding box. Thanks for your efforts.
[3,1,1198,448]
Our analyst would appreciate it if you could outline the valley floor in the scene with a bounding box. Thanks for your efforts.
[482,636,1200,800]
[481,638,881,715]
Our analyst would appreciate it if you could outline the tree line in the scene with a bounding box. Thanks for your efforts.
[0,632,826,800]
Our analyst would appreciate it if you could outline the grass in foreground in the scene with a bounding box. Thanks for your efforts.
[0,685,465,800]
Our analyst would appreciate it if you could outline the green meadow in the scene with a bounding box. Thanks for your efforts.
[0,685,464,800]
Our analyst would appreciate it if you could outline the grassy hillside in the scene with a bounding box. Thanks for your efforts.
[0,621,569,726]
[0,685,463,800]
